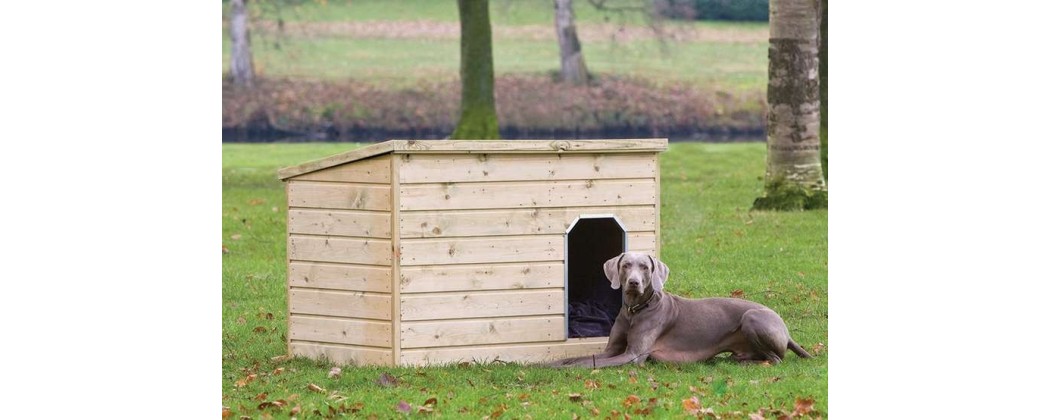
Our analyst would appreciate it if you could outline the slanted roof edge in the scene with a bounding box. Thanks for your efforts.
[277,139,668,180]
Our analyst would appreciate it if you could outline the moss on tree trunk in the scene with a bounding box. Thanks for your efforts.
[754,0,827,211]
[452,0,500,140]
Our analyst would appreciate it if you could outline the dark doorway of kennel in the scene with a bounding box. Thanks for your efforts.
[565,215,626,338]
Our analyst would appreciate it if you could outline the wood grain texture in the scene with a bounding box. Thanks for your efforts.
[289,315,392,347]
[287,182,391,211]
[288,262,392,292]
[288,236,392,265]
[289,341,393,366]
[288,209,391,238]
[399,206,656,238]
[399,262,562,293]
[399,235,561,266]
[279,142,395,180]
[292,155,391,183]
[289,289,392,320]
[399,337,608,366]
[278,139,666,180]
[400,289,563,321]
[400,316,565,348]
[627,232,658,255]
[399,153,656,184]
[400,178,656,211]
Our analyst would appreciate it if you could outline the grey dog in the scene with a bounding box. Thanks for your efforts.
[547,252,811,368]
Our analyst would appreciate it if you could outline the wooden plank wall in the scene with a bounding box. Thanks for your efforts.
[286,156,394,366]
[396,152,660,365]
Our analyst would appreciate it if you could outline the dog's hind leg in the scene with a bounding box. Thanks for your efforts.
[739,309,790,364]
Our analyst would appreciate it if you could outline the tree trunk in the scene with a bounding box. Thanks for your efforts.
[554,0,589,85]
[229,0,255,88]
[820,0,828,179]
[753,0,827,210]
[451,0,500,139]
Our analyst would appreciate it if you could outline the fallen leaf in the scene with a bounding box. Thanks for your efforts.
[731,289,745,298]
[254,392,268,401]
[623,395,641,408]
[236,316,247,325]
[249,198,265,205]
[749,410,765,420]
[235,374,257,388]
[811,342,825,354]
[222,245,230,254]
[289,405,301,416]
[568,393,583,403]
[490,403,507,419]
[231,234,242,240]
[590,407,600,416]
[395,400,412,414]
[307,383,326,393]
[253,326,267,334]
[271,206,279,213]
[327,367,342,379]
[271,354,291,362]
[584,379,599,389]
[424,397,438,407]
[272,367,285,375]
[791,398,814,417]
[349,402,364,413]
[222,407,232,418]
[376,372,399,387]
[682,396,702,415]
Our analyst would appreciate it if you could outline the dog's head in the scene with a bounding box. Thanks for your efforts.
[603,252,669,295]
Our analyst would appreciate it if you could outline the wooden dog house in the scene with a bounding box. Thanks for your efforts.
[278,139,667,366]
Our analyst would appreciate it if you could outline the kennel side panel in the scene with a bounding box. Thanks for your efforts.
[288,315,393,347]
[289,342,393,366]
[287,182,391,211]
[292,155,392,184]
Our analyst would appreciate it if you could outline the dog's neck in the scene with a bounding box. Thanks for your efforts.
[623,287,658,315]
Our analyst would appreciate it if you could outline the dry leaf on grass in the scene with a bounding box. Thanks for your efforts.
[327,367,342,379]
[307,383,326,393]
[792,398,814,417]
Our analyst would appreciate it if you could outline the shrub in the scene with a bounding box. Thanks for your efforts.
[654,0,769,22]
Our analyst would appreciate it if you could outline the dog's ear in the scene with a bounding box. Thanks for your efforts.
[648,255,669,292]
[604,254,624,290]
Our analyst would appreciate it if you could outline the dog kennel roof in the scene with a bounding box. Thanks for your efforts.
[277,139,668,180]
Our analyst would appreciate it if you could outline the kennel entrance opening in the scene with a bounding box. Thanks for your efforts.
[565,215,626,338]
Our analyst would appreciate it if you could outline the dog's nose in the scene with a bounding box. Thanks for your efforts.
[628,279,641,288]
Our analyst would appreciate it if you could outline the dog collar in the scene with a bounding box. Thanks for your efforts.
[626,291,656,315]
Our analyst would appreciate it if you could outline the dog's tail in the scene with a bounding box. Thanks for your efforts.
[787,340,812,358]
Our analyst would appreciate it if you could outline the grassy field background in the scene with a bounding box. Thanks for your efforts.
[221,0,769,91]
[222,143,828,418]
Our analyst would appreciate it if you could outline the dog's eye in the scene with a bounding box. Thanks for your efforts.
[624,262,632,268]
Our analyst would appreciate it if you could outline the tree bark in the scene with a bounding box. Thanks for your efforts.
[229,0,255,88]
[554,0,589,85]
[820,0,828,178]
[451,0,500,139]
[754,0,827,210]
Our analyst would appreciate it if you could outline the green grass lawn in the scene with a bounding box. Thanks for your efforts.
[221,0,769,91]
[222,142,827,418]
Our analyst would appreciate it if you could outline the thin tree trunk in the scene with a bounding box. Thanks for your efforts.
[229,0,255,88]
[754,0,827,210]
[451,0,500,139]
[555,0,589,85]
